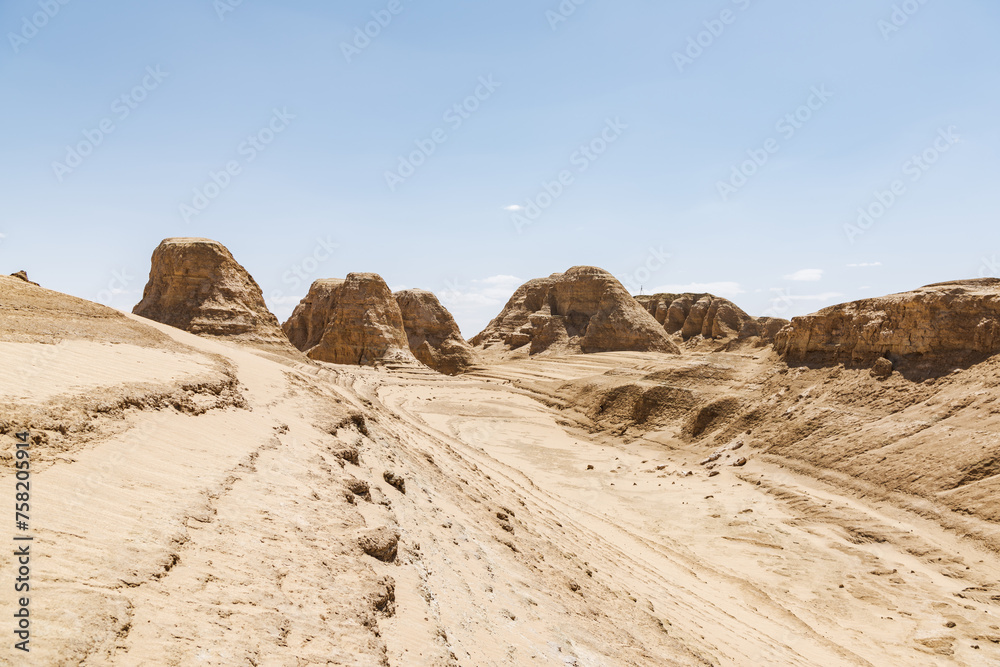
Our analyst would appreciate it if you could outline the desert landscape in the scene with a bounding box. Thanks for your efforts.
[3,237,1000,665]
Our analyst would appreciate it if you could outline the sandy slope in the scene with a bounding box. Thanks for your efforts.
[4,284,1000,664]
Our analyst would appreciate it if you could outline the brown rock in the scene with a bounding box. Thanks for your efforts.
[471,266,679,355]
[871,357,894,380]
[358,526,400,562]
[132,238,293,351]
[382,470,406,494]
[283,274,415,366]
[394,289,476,375]
[774,279,1000,368]
[9,270,39,286]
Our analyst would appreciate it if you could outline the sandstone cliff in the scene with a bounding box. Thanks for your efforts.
[471,266,679,355]
[774,278,1000,370]
[394,289,476,375]
[283,274,415,366]
[132,238,294,352]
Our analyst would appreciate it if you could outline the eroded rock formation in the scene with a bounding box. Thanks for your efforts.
[133,238,293,350]
[283,274,415,366]
[394,289,476,375]
[635,293,787,346]
[774,279,1000,368]
[471,266,679,355]
[635,293,753,340]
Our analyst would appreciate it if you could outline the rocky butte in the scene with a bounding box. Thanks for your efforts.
[132,238,295,352]
[283,273,415,366]
[472,266,679,355]
[394,289,477,375]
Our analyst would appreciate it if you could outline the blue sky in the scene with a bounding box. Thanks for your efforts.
[2,0,998,336]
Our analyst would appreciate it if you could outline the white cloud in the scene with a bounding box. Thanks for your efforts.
[478,274,521,286]
[646,282,745,298]
[439,275,522,307]
[503,205,524,212]
[769,288,843,302]
[847,262,882,268]
[438,275,524,337]
[783,269,823,282]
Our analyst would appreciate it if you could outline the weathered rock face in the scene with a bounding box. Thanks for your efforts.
[636,293,753,341]
[734,316,790,346]
[471,266,679,355]
[394,289,476,375]
[283,274,415,366]
[774,279,1000,367]
[133,238,292,350]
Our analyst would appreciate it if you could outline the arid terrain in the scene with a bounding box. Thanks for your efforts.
[4,241,1000,665]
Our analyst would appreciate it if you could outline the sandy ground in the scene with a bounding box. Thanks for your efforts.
[4,305,1000,664]
[372,362,1000,666]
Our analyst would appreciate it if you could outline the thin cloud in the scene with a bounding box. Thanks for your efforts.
[438,275,524,337]
[503,205,524,212]
[783,269,823,282]
[770,288,844,302]
[439,275,523,308]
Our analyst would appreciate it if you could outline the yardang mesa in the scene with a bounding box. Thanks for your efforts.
[1,236,1000,665]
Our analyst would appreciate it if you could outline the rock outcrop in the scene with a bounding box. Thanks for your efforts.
[471,266,679,355]
[774,279,1000,368]
[283,274,415,366]
[636,293,787,346]
[10,270,39,286]
[636,293,753,341]
[132,238,294,351]
[394,289,476,375]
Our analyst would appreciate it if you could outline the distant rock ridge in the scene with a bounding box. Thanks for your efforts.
[394,289,476,375]
[471,266,679,355]
[635,292,787,346]
[283,274,415,366]
[774,278,1000,368]
[635,293,753,340]
[133,238,294,351]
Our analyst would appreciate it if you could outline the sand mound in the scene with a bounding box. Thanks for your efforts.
[283,274,415,366]
[0,274,244,463]
[133,238,294,353]
[394,289,476,375]
[471,266,679,356]
[775,278,1000,371]
[1,273,175,347]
